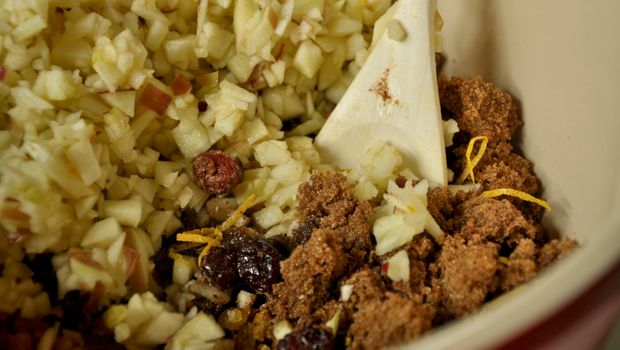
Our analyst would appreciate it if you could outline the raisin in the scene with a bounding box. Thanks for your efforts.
[236,234,282,293]
[200,246,240,290]
[193,150,242,195]
[278,328,335,350]
[199,227,282,294]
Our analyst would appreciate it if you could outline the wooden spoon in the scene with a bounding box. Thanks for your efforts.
[315,0,447,185]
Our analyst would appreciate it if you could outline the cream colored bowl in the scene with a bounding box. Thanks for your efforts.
[396,0,620,348]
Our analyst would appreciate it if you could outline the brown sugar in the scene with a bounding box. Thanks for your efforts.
[499,239,538,291]
[434,235,499,317]
[341,268,386,312]
[438,75,521,144]
[269,229,347,320]
[538,238,579,268]
[348,292,435,350]
[455,197,538,246]
[295,171,374,270]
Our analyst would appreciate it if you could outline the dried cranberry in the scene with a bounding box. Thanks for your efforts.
[278,328,335,350]
[193,150,242,195]
[236,234,282,293]
[200,246,240,290]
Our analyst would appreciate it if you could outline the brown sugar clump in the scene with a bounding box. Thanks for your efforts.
[438,75,521,144]
[499,239,538,291]
[538,238,578,268]
[341,268,386,312]
[295,171,373,269]
[435,235,499,317]
[348,292,435,350]
[455,197,538,246]
[427,186,476,233]
[269,229,347,320]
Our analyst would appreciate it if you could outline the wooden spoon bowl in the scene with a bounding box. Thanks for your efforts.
[315,0,447,185]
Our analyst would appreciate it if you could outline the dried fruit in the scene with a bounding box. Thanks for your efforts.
[236,234,282,293]
[198,227,282,293]
[277,328,335,350]
[193,150,242,195]
[200,246,240,290]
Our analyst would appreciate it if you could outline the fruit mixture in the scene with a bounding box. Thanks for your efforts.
[0,1,576,349]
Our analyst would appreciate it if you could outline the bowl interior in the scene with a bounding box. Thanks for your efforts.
[397,0,620,348]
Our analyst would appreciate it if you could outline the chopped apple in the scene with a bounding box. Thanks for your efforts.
[170,74,192,96]
[385,250,410,282]
[81,217,123,249]
[103,197,143,228]
[101,91,136,117]
[139,83,172,116]
[294,39,324,79]
[133,310,184,346]
[254,140,291,166]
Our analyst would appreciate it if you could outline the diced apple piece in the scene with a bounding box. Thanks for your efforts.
[197,23,234,60]
[293,0,325,22]
[173,312,225,343]
[145,19,169,51]
[139,83,172,116]
[104,304,128,328]
[163,35,198,70]
[50,37,92,69]
[66,139,102,186]
[196,71,219,88]
[125,293,150,329]
[385,250,410,282]
[101,91,136,117]
[103,197,143,228]
[172,256,195,285]
[253,205,284,229]
[243,118,269,144]
[69,258,114,290]
[326,14,362,37]
[171,114,216,159]
[133,310,184,346]
[294,39,324,79]
[270,158,304,185]
[254,140,291,166]
[171,74,192,96]
[81,217,123,249]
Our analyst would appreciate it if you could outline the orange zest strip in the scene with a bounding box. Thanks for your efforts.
[218,194,256,231]
[455,136,489,185]
[176,233,214,243]
[480,188,551,211]
[175,195,254,266]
